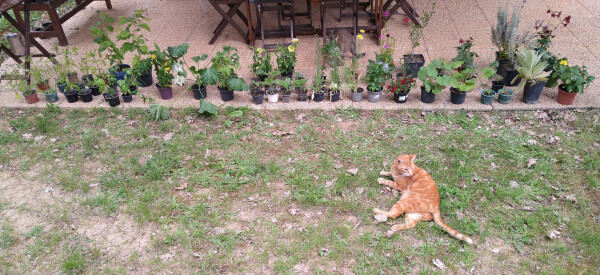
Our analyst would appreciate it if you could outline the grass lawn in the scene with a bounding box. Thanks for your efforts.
[0,105,598,274]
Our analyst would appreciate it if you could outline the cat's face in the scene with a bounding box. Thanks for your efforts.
[394,154,417,176]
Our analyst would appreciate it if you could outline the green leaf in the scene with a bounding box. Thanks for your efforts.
[140,23,151,32]
[201,67,219,86]
[227,78,249,91]
[198,99,219,117]
[148,104,170,121]
[116,30,131,40]
[481,67,496,79]
[167,43,189,58]
[192,54,208,63]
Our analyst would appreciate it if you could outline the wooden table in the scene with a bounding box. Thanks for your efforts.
[0,0,55,82]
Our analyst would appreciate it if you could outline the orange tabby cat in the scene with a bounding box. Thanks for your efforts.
[374,154,473,244]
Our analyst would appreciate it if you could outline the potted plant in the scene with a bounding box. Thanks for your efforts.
[211,45,248,101]
[103,85,120,107]
[63,82,79,103]
[250,47,272,81]
[388,71,415,104]
[150,42,189,100]
[28,58,53,93]
[342,62,363,102]
[511,49,551,104]
[404,3,435,78]
[89,75,106,96]
[278,77,293,103]
[117,68,139,102]
[452,38,477,71]
[52,46,79,92]
[263,69,280,103]
[326,65,342,102]
[417,58,461,103]
[250,79,264,104]
[185,54,218,100]
[450,65,496,105]
[497,88,514,104]
[7,67,39,104]
[365,55,392,103]
[42,88,59,103]
[491,1,522,77]
[553,60,595,105]
[292,74,309,102]
[532,10,571,88]
[276,39,298,78]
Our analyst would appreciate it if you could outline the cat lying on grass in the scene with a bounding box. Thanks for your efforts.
[374,154,474,245]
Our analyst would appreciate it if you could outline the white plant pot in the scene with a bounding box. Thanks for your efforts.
[267,93,279,103]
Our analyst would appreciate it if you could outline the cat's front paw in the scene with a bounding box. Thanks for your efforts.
[379,171,391,176]
[386,230,396,237]
[373,208,384,214]
[377,178,387,185]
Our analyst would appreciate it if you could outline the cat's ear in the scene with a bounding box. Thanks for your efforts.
[409,154,417,161]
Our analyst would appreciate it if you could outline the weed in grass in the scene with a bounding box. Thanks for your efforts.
[23,226,43,239]
[0,222,16,249]
[61,245,86,274]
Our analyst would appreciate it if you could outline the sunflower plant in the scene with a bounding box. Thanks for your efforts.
[276,39,298,76]
[250,47,272,79]
[150,42,189,88]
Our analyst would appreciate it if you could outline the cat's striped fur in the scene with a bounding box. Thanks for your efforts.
[374,154,474,244]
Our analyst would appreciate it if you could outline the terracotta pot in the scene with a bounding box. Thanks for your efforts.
[556,85,577,105]
[24,92,39,104]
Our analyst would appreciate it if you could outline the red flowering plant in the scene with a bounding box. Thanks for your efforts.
[387,73,415,95]
[533,10,571,87]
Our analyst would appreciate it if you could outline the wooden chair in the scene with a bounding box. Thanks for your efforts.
[255,0,294,49]
[13,0,112,46]
[382,0,420,26]
[208,0,252,44]
[320,0,358,42]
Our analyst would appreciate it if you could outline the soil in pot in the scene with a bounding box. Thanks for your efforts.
[420,86,436,103]
[497,88,514,104]
[556,85,577,105]
[191,84,207,100]
[218,87,235,101]
[351,88,364,102]
[43,91,59,103]
[78,88,93,102]
[522,81,546,104]
[480,89,496,105]
[367,88,382,103]
[404,54,425,78]
[393,92,409,103]
[156,84,173,100]
[137,70,153,87]
[313,92,325,102]
[450,88,467,104]
[24,92,39,104]
[64,89,79,103]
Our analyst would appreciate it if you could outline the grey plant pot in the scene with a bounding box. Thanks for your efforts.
[351,88,364,102]
[367,90,382,103]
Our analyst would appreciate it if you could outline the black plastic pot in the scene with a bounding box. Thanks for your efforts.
[218,87,235,101]
[191,84,207,100]
[404,54,425,78]
[252,93,264,104]
[450,88,466,104]
[503,65,520,87]
[281,70,293,79]
[495,51,509,77]
[297,92,308,102]
[330,90,340,102]
[64,89,79,103]
[137,69,153,87]
[90,86,101,96]
[522,81,546,104]
[78,88,93,102]
[420,86,436,103]
[492,80,504,93]
[313,92,324,102]
[106,94,121,107]
[394,92,409,103]
[122,94,133,102]
[81,74,93,86]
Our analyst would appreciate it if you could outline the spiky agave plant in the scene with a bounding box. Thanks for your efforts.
[511,49,551,91]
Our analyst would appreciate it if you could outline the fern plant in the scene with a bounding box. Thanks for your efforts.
[148,104,170,121]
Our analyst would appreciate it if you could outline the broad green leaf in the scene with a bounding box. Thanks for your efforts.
[227,78,249,91]
[200,67,219,86]
[198,99,218,116]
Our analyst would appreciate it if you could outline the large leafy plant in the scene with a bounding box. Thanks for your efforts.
[365,55,392,91]
[185,54,218,87]
[417,58,462,94]
[150,43,189,87]
[211,46,248,91]
[250,47,272,78]
[553,61,595,94]
[450,65,496,93]
[511,49,551,91]
[276,39,298,76]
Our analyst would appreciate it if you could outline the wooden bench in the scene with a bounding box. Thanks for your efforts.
[12,0,112,46]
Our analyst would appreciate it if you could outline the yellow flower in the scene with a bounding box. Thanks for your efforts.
[288,45,295,52]
[559,60,568,66]
[357,35,363,40]
[165,67,170,72]
[164,62,168,66]
[151,54,156,59]
[360,29,365,33]
[292,38,299,44]
[256,47,264,53]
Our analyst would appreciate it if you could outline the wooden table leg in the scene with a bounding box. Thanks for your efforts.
[246,0,254,45]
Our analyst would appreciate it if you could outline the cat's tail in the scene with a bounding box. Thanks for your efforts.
[433,212,474,245]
